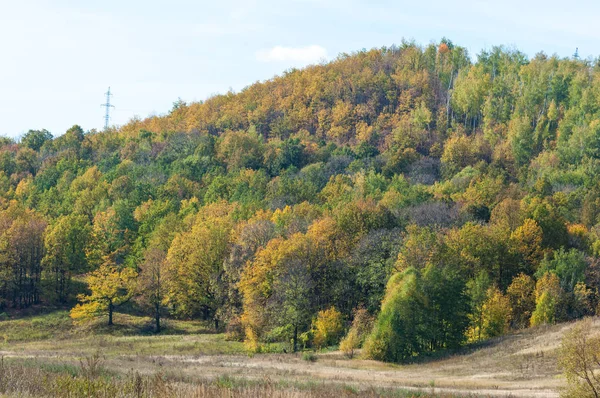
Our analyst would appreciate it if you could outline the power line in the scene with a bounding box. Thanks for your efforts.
[100,87,115,130]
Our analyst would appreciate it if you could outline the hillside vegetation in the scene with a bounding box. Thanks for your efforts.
[1,39,600,362]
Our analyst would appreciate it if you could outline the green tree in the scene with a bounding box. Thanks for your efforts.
[536,248,587,292]
[364,263,469,362]
[43,215,92,303]
[363,268,422,362]
[530,272,562,327]
[451,65,490,129]
[508,116,535,167]
[466,271,491,341]
[271,259,313,352]
[20,129,53,151]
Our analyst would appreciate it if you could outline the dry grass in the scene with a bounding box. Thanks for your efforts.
[0,356,448,398]
[2,311,594,397]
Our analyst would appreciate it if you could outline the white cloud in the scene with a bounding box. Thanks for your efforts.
[256,45,328,63]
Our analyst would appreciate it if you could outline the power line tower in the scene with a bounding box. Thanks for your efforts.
[100,87,114,130]
[573,48,580,60]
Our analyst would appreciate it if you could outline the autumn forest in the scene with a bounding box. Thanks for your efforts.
[2,39,600,364]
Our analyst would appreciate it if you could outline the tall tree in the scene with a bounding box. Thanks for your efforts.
[137,248,167,332]
[43,214,91,303]
[0,210,46,309]
[364,263,469,362]
[165,202,233,325]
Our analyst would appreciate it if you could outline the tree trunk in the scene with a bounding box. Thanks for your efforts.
[293,325,298,353]
[108,300,114,326]
[155,302,161,333]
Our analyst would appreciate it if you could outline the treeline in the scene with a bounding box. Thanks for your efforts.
[2,39,600,361]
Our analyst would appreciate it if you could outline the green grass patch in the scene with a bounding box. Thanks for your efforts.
[0,310,72,343]
[0,310,246,357]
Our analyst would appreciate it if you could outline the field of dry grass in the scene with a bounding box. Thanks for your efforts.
[0,310,592,397]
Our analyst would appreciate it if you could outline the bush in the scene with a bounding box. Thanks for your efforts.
[302,352,318,362]
[312,307,344,349]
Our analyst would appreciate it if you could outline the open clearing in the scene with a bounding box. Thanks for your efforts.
[0,311,591,397]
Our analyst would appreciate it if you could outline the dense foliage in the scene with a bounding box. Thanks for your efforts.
[2,39,600,361]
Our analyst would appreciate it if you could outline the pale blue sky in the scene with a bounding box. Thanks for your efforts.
[1,0,598,138]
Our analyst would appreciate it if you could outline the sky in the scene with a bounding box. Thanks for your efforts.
[1,0,599,138]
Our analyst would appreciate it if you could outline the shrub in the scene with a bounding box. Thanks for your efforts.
[312,307,344,349]
[302,352,317,362]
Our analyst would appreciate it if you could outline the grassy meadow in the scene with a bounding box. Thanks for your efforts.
[0,309,576,397]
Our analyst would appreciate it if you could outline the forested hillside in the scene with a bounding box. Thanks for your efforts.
[2,39,600,362]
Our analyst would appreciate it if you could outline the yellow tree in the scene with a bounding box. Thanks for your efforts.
[490,198,524,232]
[70,261,137,326]
[509,218,545,273]
[340,307,374,358]
[312,307,344,349]
[506,273,535,329]
[239,237,284,351]
[0,208,46,309]
[240,227,326,352]
[480,287,512,339]
[530,272,562,327]
[164,202,233,326]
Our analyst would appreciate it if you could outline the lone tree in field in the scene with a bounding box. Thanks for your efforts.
[70,260,137,326]
[558,318,600,398]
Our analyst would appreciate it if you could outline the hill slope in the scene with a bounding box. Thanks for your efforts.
[1,40,600,365]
